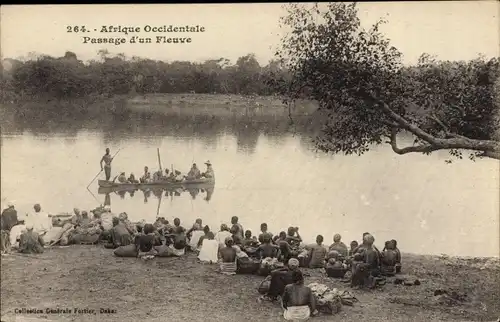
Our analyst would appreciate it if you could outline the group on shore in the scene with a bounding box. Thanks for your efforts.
[1,202,402,320]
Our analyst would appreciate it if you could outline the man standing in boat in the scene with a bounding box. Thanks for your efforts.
[100,148,114,181]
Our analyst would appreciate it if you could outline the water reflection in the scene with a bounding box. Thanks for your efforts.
[97,185,215,204]
[1,112,317,151]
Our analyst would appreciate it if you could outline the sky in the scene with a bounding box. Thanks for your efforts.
[1,2,498,66]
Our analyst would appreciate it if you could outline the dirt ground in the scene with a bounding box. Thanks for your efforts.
[1,246,499,322]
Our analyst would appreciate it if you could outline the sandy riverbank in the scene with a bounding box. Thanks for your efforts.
[126,93,318,117]
[1,246,499,322]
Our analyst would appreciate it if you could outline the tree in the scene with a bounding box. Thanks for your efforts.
[276,3,500,161]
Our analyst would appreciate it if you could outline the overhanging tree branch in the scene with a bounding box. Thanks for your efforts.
[371,95,500,159]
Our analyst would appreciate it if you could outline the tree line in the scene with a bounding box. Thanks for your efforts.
[0,49,288,104]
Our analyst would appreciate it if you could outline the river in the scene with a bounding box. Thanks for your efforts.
[1,114,498,257]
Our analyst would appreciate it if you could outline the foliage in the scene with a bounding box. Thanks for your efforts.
[276,3,500,160]
[0,51,288,113]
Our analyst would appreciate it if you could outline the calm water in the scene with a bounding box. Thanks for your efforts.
[1,115,499,257]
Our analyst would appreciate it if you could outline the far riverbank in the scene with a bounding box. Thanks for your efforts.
[0,93,319,122]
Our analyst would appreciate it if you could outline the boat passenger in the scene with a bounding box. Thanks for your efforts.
[306,235,328,269]
[219,236,237,275]
[282,270,317,320]
[140,166,151,183]
[329,233,348,258]
[117,172,127,183]
[201,161,215,180]
[153,170,164,182]
[127,173,139,184]
[174,170,185,182]
[187,163,201,180]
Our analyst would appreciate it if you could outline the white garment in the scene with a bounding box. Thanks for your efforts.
[43,227,63,244]
[215,231,232,247]
[233,245,249,258]
[198,239,219,263]
[9,224,26,246]
[189,230,205,250]
[25,212,52,234]
[100,212,114,231]
[283,306,311,321]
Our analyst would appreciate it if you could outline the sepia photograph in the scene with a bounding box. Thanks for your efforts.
[0,2,499,321]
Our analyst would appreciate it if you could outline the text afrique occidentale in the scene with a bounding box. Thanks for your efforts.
[67,25,206,46]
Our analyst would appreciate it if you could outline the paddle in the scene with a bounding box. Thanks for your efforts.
[86,148,122,189]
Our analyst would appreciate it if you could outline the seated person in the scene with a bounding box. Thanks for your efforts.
[256,233,279,259]
[326,250,348,278]
[329,234,348,258]
[127,173,139,183]
[18,225,45,254]
[165,225,187,256]
[186,218,203,238]
[351,234,380,288]
[230,225,243,246]
[381,239,401,275]
[117,172,127,183]
[186,163,201,180]
[197,225,215,248]
[219,236,237,275]
[242,230,259,247]
[174,170,185,182]
[258,223,273,244]
[392,239,402,273]
[152,170,164,182]
[348,240,359,257]
[215,224,232,248]
[135,223,156,258]
[282,270,318,320]
[306,235,328,269]
[259,258,301,303]
[285,227,302,247]
[140,166,151,183]
[105,217,133,249]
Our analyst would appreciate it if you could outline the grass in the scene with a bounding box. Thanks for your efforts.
[1,246,499,322]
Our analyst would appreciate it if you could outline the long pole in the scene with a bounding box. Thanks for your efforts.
[86,148,122,189]
[157,148,163,172]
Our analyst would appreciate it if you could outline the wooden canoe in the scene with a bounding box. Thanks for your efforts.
[97,178,215,190]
